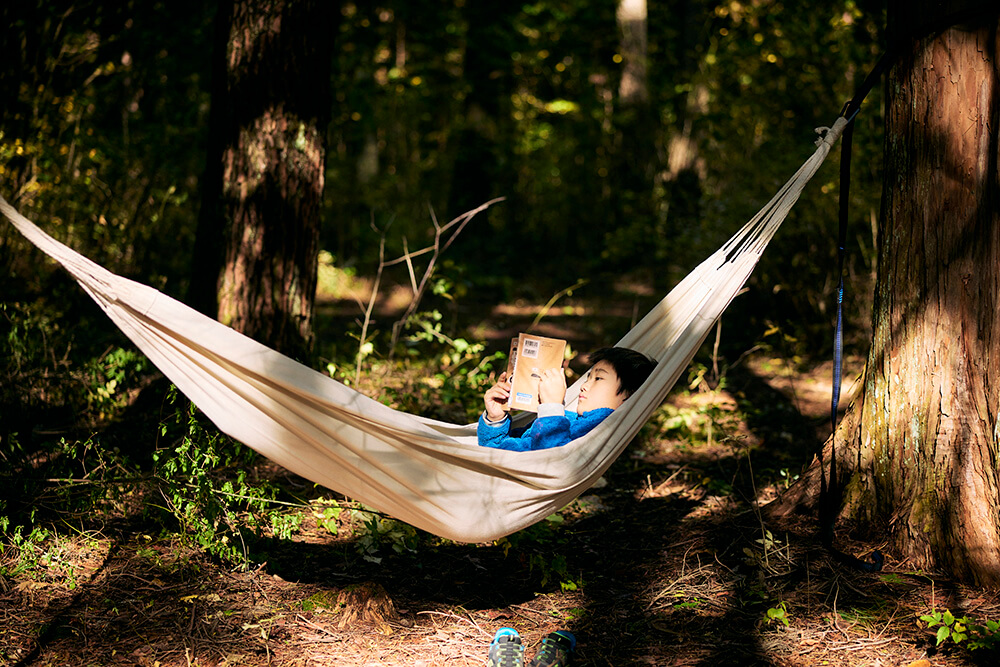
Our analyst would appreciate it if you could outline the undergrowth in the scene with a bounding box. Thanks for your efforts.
[0,296,574,588]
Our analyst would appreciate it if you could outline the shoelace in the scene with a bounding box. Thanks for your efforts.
[528,632,573,667]
[489,635,524,667]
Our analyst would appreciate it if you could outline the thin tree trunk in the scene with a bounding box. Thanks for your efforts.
[617,0,648,104]
[610,0,658,265]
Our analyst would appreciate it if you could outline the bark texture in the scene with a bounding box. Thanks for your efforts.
[194,0,332,360]
[777,7,1000,586]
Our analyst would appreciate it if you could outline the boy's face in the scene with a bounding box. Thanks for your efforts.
[577,360,626,414]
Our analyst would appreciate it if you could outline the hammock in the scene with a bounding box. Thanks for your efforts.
[1,117,848,543]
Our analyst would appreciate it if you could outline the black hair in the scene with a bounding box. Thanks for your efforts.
[587,347,657,398]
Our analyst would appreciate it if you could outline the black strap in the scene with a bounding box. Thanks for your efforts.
[840,49,893,123]
[821,51,893,572]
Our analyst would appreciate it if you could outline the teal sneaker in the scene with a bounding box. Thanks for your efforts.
[487,627,525,667]
[527,630,575,667]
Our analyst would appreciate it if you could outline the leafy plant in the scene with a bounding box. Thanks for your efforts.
[922,609,969,647]
[311,497,343,535]
[920,608,1000,650]
[766,600,791,627]
[151,386,301,567]
[0,520,51,578]
[349,508,420,564]
[84,346,149,419]
[495,514,583,592]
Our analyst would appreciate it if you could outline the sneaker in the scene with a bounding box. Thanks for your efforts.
[487,627,525,667]
[528,630,575,667]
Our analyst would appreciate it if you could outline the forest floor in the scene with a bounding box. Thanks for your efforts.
[3,294,1000,667]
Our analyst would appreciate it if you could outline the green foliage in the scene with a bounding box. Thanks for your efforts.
[311,497,343,536]
[0,520,52,578]
[401,309,505,411]
[151,387,300,568]
[495,514,583,592]
[920,608,1000,651]
[84,346,148,419]
[1,302,53,374]
[3,1,212,290]
[300,590,342,613]
[644,394,742,452]
[349,508,420,564]
[0,302,69,431]
[766,600,791,627]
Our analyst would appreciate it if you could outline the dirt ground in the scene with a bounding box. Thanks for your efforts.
[4,281,1000,667]
[4,353,1000,667]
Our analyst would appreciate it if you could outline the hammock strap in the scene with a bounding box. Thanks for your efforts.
[821,49,889,561]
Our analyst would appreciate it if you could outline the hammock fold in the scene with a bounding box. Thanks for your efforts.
[1,117,847,543]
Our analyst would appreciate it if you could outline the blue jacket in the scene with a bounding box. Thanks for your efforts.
[477,404,614,452]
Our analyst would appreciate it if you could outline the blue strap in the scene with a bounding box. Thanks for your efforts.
[831,120,853,440]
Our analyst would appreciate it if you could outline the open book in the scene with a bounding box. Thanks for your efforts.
[505,333,567,413]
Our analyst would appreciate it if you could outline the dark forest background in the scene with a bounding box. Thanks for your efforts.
[1,0,885,370]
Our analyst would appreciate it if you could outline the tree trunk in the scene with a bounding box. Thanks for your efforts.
[192,0,333,360]
[776,5,1000,586]
[608,0,659,267]
[617,0,648,105]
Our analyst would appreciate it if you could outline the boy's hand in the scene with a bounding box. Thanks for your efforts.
[537,367,567,405]
[483,372,511,422]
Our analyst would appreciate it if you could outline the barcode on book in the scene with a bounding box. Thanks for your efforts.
[522,339,540,358]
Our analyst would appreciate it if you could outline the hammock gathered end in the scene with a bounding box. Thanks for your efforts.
[0,117,846,543]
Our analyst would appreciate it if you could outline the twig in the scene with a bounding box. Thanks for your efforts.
[356,216,388,384]
[711,319,722,383]
[528,279,588,331]
[416,610,488,637]
[296,614,340,638]
[830,580,851,639]
[744,448,769,569]
[508,603,554,617]
[387,197,505,358]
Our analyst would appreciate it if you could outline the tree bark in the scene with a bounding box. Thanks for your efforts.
[192,0,333,360]
[775,5,1000,585]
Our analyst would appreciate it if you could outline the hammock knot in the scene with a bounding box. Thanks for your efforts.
[814,117,849,148]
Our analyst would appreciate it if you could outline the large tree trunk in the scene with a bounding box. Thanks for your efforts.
[776,5,1000,585]
[192,0,332,360]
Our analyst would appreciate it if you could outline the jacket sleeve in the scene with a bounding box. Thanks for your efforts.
[477,412,522,450]
[477,406,614,452]
[477,404,566,452]
[527,403,574,450]
[529,406,614,450]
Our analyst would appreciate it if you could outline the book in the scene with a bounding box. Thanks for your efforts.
[505,333,567,413]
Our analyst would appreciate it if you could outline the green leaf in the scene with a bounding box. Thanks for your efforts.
[943,610,955,625]
[936,625,951,646]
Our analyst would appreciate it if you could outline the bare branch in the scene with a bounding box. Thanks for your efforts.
[356,223,386,384]
[402,237,418,293]
[386,198,505,358]
[528,278,588,331]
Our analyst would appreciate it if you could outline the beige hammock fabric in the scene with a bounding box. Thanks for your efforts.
[1,117,847,543]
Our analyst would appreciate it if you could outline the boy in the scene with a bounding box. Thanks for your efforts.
[478,346,656,452]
